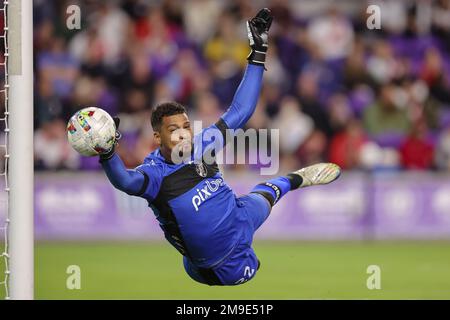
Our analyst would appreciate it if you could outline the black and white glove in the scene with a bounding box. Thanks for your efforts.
[246,8,273,67]
[99,117,122,162]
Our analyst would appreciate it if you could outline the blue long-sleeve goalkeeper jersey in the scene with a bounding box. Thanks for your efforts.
[101,64,264,268]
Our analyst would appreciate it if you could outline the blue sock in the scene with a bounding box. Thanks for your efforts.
[251,174,302,206]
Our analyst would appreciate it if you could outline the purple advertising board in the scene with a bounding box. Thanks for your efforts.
[1,171,450,240]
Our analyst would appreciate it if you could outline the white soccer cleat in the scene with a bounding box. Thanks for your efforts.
[292,163,341,188]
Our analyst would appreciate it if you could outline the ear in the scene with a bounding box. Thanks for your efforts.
[153,131,161,145]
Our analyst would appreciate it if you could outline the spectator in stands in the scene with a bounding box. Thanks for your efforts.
[343,38,374,89]
[307,6,354,61]
[204,11,248,77]
[183,0,222,44]
[271,96,314,155]
[34,119,80,170]
[431,0,450,43]
[363,83,411,138]
[420,47,450,104]
[35,78,66,129]
[295,71,332,137]
[366,40,398,84]
[400,118,435,169]
[38,37,79,100]
[329,120,367,170]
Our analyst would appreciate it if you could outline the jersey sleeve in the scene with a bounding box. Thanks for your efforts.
[101,153,148,196]
[192,120,227,162]
[134,161,164,200]
[191,64,264,163]
[220,64,264,130]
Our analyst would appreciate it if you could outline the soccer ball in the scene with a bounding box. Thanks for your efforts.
[67,107,117,157]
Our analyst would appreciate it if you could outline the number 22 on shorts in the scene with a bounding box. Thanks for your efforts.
[234,266,255,285]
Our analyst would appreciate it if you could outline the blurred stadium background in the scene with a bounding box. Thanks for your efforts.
[2,0,450,299]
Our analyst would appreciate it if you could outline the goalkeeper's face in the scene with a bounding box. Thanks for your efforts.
[155,113,193,161]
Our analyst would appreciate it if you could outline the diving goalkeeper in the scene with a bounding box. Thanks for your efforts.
[99,8,341,286]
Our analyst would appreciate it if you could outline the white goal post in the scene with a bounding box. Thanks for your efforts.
[5,0,34,300]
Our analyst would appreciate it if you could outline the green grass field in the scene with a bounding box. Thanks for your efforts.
[2,241,450,299]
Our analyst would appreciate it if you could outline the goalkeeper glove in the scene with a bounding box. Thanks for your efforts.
[246,8,273,67]
[99,117,122,162]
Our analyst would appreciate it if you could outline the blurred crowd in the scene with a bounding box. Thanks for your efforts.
[23,0,450,172]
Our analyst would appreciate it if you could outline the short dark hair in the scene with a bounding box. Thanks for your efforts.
[151,101,187,131]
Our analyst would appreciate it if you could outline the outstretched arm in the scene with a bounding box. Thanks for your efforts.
[100,153,147,196]
[97,117,147,196]
[220,64,264,130]
[219,8,273,130]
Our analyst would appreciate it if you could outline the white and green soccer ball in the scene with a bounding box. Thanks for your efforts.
[67,107,116,157]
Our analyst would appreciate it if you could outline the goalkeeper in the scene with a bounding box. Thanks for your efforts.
[100,9,341,286]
